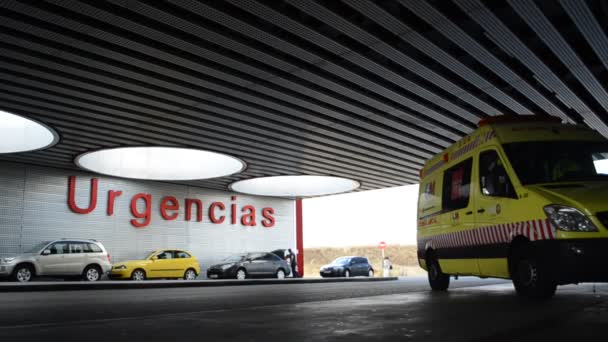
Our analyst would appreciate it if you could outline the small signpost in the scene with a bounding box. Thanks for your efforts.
[379,241,387,260]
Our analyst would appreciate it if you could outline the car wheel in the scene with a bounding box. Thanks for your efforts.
[344,269,350,278]
[510,244,556,299]
[184,269,197,280]
[83,265,102,282]
[12,264,34,283]
[131,269,146,281]
[236,268,247,280]
[276,269,286,279]
[368,269,374,277]
[427,253,450,291]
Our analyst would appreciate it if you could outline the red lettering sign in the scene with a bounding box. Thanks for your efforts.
[68,176,98,214]
[107,190,123,216]
[209,202,226,224]
[241,205,256,227]
[262,208,275,228]
[185,199,203,222]
[130,193,152,228]
[160,196,179,220]
[67,176,276,229]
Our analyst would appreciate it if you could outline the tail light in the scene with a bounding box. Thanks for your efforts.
[107,254,111,262]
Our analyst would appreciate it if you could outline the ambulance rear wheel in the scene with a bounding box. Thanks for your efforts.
[427,254,450,291]
[510,245,556,299]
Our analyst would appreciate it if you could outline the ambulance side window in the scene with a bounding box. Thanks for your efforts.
[442,158,472,211]
[479,150,516,198]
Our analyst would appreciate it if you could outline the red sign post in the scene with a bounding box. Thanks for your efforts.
[379,241,387,269]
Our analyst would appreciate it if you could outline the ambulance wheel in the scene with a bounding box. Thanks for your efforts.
[427,254,449,291]
[510,244,556,299]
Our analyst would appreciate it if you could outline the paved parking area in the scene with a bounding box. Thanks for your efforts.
[0,276,397,291]
[0,277,605,341]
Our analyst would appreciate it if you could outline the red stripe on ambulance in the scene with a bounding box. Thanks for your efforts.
[419,218,557,251]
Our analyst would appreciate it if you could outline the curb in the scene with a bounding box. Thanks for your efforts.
[0,277,399,292]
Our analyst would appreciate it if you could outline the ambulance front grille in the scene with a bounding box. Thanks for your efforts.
[597,212,608,230]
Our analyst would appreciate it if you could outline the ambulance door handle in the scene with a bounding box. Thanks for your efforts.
[465,211,473,215]
[477,208,486,213]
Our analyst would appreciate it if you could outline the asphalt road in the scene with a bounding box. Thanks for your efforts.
[0,277,607,341]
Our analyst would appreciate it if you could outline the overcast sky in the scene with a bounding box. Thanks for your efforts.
[303,184,419,248]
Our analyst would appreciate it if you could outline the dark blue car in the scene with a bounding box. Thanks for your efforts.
[319,256,374,278]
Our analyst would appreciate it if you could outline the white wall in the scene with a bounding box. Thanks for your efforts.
[0,161,296,274]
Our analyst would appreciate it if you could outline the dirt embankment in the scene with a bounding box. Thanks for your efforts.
[303,245,425,278]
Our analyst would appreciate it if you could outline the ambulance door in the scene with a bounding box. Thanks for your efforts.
[439,157,479,276]
[475,148,518,278]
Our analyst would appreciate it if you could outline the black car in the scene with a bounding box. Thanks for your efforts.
[207,252,291,280]
[319,256,374,278]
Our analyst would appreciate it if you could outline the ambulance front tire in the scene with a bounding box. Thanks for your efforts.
[426,253,450,291]
[510,243,557,299]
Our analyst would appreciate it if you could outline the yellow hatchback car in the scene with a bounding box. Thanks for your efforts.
[111,249,201,281]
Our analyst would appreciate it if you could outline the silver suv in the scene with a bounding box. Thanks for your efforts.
[0,239,112,282]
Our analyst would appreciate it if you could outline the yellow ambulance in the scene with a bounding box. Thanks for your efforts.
[417,115,608,298]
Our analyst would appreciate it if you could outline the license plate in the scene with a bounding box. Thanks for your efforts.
[209,274,218,279]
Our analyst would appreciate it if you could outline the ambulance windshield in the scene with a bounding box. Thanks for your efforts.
[503,141,608,185]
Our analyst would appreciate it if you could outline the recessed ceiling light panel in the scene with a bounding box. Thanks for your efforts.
[0,110,59,153]
[230,175,360,197]
[75,147,246,181]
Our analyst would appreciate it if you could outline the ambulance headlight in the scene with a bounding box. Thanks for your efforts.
[544,205,598,232]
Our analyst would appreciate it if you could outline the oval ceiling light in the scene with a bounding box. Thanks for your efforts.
[230,175,360,197]
[75,147,246,181]
[0,110,59,153]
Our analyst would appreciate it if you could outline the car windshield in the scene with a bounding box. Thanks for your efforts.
[222,254,246,263]
[145,251,158,260]
[25,241,51,253]
[503,141,608,185]
[332,257,351,265]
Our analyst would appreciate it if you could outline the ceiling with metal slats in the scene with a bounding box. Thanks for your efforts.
[1,0,608,194]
